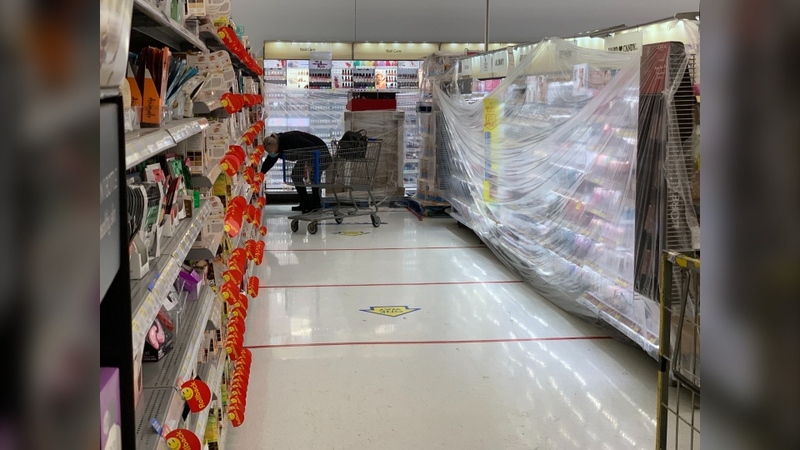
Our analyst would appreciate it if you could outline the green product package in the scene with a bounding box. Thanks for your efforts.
[181,159,194,190]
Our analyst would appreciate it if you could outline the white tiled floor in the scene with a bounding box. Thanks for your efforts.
[226,207,658,450]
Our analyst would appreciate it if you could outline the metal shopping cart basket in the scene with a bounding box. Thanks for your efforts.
[656,250,700,450]
[282,138,383,234]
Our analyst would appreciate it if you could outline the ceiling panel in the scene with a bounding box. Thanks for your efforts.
[232,0,699,54]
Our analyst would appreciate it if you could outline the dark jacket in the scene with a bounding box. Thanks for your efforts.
[260,131,329,173]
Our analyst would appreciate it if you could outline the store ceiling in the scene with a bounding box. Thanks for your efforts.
[233,0,699,51]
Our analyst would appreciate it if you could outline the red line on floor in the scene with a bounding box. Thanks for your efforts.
[258,280,524,289]
[245,335,612,350]
[406,206,424,221]
[265,245,487,252]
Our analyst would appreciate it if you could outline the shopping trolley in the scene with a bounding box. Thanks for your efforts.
[282,138,383,234]
[655,250,700,450]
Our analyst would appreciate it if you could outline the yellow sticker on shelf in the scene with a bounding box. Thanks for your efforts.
[483,97,500,203]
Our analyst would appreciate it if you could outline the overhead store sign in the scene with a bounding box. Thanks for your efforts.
[479,54,491,77]
[492,50,509,78]
[605,31,642,52]
[461,58,473,76]
[514,45,535,67]
[264,41,352,60]
[440,43,516,54]
[353,42,439,60]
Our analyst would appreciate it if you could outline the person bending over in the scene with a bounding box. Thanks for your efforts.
[260,131,332,212]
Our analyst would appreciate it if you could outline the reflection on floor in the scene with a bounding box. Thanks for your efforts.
[226,207,658,450]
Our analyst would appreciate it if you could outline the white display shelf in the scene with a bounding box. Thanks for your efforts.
[577,292,658,357]
[125,118,209,169]
[232,219,254,252]
[135,287,217,449]
[193,98,231,119]
[198,24,261,79]
[207,295,224,330]
[141,285,216,389]
[233,177,253,202]
[134,386,185,450]
[187,230,224,262]
[131,200,212,352]
[191,160,222,189]
[189,352,226,438]
[132,0,208,52]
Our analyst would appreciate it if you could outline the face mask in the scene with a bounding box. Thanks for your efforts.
[268,151,279,158]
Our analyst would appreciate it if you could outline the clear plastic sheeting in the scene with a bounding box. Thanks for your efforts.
[427,37,700,357]
[263,84,347,191]
[263,83,406,202]
[342,109,405,201]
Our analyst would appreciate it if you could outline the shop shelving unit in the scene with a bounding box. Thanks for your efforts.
[396,91,421,196]
[101,1,264,448]
[198,23,262,79]
[125,118,210,168]
[130,0,208,52]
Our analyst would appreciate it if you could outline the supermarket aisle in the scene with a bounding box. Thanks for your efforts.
[227,207,658,450]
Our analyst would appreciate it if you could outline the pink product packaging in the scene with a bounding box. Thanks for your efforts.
[100,368,122,450]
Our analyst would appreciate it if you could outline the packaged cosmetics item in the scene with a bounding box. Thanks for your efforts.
[100,368,122,450]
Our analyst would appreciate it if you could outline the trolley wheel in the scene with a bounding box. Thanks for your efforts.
[371,214,381,228]
[307,221,318,235]
[290,220,299,233]
[335,217,344,224]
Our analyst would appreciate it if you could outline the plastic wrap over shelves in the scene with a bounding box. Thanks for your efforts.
[428,36,700,357]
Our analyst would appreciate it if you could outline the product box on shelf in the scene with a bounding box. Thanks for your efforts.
[205,406,221,444]
[142,315,175,362]
[187,0,206,17]
[187,51,236,85]
[141,68,165,127]
[100,368,122,450]
[183,131,207,174]
[176,268,204,302]
[182,190,201,217]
